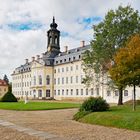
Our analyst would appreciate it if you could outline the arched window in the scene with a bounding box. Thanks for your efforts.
[33,76,36,85]
[55,36,57,44]
[46,75,50,85]
[50,36,52,43]
[38,90,42,97]
[39,75,42,85]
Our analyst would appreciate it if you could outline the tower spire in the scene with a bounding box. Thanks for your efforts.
[53,16,55,23]
[50,16,57,29]
[47,17,60,53]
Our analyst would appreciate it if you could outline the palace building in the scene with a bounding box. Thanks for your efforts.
[11,17,140,103]
[0,79,8,98]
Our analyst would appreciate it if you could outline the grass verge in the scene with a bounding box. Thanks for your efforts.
[0,101,80,111]
[75,105,140,131]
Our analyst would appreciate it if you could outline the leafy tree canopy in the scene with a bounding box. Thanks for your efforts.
[3,74,9,85]
[109,34,140,110]
[83,5,140,73]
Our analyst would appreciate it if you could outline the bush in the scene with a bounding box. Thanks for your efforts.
[80,97,109,112]
[1,91,18,102]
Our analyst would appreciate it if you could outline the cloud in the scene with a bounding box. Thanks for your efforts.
[0,0,140,80]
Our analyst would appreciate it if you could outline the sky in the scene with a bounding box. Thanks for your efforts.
[0,0,140,80]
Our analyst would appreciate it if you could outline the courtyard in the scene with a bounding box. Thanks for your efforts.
[0,108,140,140]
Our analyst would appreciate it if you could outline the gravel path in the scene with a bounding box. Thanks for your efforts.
[0,126,38,140]
[0,109,140,140]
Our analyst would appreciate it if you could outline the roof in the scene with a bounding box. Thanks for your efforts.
[12,44,91,75]
[0,79,8,86]
[54,45,90,65]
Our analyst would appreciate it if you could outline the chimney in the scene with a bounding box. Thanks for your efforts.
[80,40,85,47]
[36,55,40,60]
[64,46,68,52]
[25,59,28,64]
[32,56,35,61]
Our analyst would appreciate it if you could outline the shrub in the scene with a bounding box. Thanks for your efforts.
[80,97,109,112]
[1,91,18,102]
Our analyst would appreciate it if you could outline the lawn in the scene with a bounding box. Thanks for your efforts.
[0,101,80,111]
[77,105,140,131]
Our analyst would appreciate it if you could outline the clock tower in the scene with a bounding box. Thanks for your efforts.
[47,17,60,53]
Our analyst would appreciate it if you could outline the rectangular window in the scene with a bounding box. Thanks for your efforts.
[46,90,50,97]
[115,90,119,96]
[62,68,64,72]
[66,89,68,95]
[124,90,128,96]
[66,67,69,71]
[71,66,73,71]
[86,88,88,95]
[62,89,64,95]
[54,78,56,85]
[71,89,73,95]
[62,77,64,84]
[91,88,94,95]
[107,90,111,96]
[96,88,99,96]
[58,78,60,85]
[81,89,83,95]
[54,90,56,95]
[71,76,73,84]
[76,76,78,83]
[46,75,50,85]
[58,90,60,95]
[66,77,68,84]
[58,68,60,73]
[76,65,78,70]
[38,90,42,97]
[76,89,79,95]
[39,75,42,85]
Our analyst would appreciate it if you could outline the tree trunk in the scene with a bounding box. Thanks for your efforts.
[133,84,136,111]
[118,87,123,105]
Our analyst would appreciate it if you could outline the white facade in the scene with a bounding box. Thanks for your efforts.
[12,71,32,98]
[11,18,140,103]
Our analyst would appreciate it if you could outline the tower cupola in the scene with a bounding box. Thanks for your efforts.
[47,17,60,53]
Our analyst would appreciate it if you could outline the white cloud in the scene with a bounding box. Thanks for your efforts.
[0,0,140,80]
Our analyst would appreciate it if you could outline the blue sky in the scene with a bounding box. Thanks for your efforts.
[0,0,140,80]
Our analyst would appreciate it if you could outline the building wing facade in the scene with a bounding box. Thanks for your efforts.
[11,18,140,103]
[0,79,8,97]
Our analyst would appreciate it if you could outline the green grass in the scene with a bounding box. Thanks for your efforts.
[76,105,140,131]
[0,101,80,111]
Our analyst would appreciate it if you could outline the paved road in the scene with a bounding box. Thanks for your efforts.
[0,109,140,140]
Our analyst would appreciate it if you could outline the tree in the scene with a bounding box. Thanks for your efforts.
[3,74,9,85]
[83,5,140,105]
[110,34,140,110]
